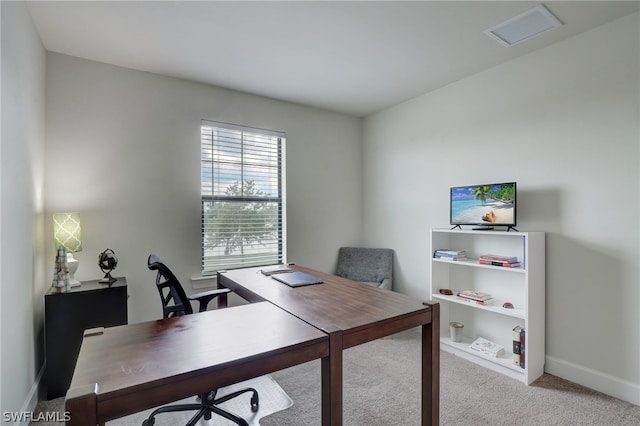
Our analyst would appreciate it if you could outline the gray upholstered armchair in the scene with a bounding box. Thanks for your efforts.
[335,247,393,291]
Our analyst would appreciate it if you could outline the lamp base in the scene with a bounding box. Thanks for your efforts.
[67,254,81,287]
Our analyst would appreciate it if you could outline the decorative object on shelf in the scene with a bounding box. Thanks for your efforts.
[98,248,118,285]
[51,245,70,293]
[53,212,82,287]
[502,302,514,309]
[449,322,464,342]
[439,288,453,295]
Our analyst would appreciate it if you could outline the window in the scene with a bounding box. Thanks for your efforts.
[201,120,286,275]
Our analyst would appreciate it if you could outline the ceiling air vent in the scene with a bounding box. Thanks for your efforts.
[484,4,563,47]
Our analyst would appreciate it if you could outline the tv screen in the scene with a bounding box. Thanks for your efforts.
[450,182,516,227]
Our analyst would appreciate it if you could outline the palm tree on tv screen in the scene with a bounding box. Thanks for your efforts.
[473,186,493,204]
[473,184,514,204]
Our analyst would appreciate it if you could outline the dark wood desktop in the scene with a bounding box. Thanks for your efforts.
[64,302,328,425]
[218,265,440,425]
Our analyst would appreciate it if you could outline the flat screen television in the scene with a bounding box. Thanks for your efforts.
[450,182,517,230]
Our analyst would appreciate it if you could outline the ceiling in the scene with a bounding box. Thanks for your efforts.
[27,1,640,117]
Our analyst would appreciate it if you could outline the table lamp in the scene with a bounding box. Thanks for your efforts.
[53,212,82,287]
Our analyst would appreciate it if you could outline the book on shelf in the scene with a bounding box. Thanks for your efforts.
[479,254,518,263]
[512,325,522,366]
[435,254,467,261]
[456,296,493,306]
[433,249,467,260]
[520,327,526,369]
[479,260,522,268]
[457,290,493,302]
[434,249,466,256]
[469,337,504,358]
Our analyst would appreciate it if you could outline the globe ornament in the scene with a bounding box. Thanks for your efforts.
[98,248,118,285]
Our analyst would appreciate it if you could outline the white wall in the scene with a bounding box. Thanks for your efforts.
[0,0,47,419]
[44,53,363,324]
[363,12,640,404]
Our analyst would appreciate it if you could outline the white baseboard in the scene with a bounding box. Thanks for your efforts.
[10,364,45,426]
[545,355,640,406]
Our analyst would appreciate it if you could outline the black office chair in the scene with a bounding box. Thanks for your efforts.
[143,254,259,426]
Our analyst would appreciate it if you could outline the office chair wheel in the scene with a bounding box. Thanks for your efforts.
[251,393,259,412]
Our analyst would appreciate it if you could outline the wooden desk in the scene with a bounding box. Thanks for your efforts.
[218,265,440,426]
[65,302,328,425]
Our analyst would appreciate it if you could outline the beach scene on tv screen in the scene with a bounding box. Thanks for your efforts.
[451,184,515,225]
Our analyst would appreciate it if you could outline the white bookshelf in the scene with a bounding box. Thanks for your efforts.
[430,228,545,384]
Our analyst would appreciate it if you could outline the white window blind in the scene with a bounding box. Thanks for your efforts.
[201,120,286,275]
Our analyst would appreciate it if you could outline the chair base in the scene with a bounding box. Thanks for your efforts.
[142,387,259,426]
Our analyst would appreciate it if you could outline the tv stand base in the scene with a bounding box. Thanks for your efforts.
[452,225,519,232]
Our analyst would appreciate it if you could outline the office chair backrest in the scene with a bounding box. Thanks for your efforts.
[148,254,193,318]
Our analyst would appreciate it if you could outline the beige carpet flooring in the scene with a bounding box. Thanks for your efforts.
[33,328,640,425]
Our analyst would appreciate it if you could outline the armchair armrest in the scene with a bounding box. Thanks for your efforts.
[189,288,232,312]
[379,278,392,291]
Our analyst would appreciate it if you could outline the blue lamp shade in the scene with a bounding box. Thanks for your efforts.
[53,212,82,253]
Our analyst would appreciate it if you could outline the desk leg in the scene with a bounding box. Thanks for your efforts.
[321,326,343,426]
[216,272,228,308]
[65,383,98,426]
[422,302,440,426]
[217,291,228,308]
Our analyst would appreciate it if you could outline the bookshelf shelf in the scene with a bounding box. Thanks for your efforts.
[430,228,545,385]
[432,257,527,273]
[441,336,528,382]
[441,336,522,372]
[431,293,526,319]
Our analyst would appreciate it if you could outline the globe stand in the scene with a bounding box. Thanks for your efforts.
[99,271,117,286]
[98,248,118,287]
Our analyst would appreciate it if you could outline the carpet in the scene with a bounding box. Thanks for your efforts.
[262,328,640,425]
